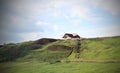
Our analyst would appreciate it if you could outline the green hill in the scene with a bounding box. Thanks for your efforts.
[0,36,120,63]
[0,36,120,73]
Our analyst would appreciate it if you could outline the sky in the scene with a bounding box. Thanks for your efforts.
[0,0,120,44]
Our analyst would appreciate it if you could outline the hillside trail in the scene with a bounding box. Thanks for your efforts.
[67,39,81,58]
[67,47,74,57]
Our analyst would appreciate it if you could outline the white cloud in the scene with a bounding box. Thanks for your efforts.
[71,6,91,19]
[8,0,52,18]
[63,14,70,20]
[20,32,43,41]
[70,5,102,23]
[53,11,61,18]
[52,0,68,8]
[53,24,59,31]
[70,3,107,24]
[36,21,49,26]
[104,24,120,36]
[9,0,68,17]
[82,24,120,38]
[91,0,120,15]
[71,19,82,25]
[9,0,103,23]
[89,17,103,23]
[10,15,28,27]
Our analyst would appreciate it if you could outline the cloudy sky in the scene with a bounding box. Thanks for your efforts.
[0,0,120,44]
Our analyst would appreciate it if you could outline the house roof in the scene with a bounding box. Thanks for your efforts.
[63,33,80,38]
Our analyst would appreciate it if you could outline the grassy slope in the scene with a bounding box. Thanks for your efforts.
[16,40,75,63]
[0,41,42,62]
[80,36,120,60]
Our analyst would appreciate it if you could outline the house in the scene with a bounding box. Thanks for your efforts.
[62,33,80,40]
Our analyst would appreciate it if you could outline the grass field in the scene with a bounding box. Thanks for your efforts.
[0,61,120,73]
